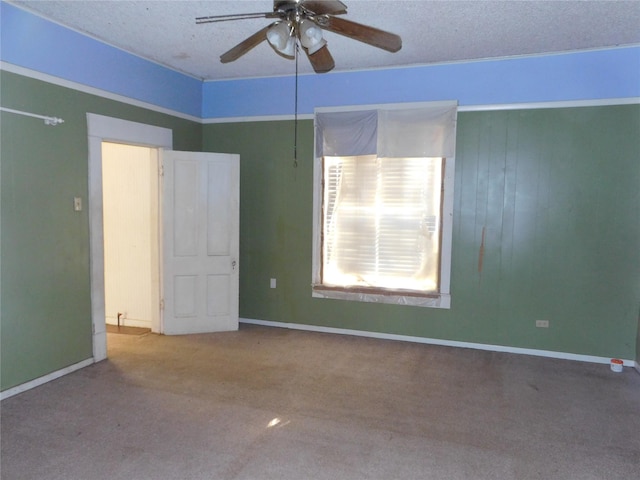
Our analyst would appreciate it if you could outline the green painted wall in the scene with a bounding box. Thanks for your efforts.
[2,69,639,393]
[0,71,202,391]
[204,105,640,360]
[637,310,640,366]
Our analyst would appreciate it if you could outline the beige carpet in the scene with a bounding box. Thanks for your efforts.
[106,324,151,335]
[1,323,639,479]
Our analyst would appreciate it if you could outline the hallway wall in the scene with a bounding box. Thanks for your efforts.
[102,142,159,329]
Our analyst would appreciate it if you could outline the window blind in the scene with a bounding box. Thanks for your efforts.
[323,155,443,292]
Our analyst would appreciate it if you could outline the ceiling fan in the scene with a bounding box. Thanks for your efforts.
[196,0,402,74]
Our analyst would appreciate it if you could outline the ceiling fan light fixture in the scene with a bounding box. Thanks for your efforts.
[299,19,326,54]
[306,37,326,55]
[267,21,292,52]
[280,36,297,57]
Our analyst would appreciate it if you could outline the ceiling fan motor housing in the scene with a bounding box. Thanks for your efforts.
[274,0,301,12]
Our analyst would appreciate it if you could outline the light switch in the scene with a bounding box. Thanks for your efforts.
[270,278,277,289]
[73,197,82,211]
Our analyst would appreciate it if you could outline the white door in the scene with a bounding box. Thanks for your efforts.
[162,151,239,335]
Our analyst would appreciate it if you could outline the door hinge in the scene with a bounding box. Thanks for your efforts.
[159,165,164,177]
[160,299,165,311]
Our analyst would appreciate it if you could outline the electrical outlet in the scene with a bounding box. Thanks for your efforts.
[73,196,82,211]
[535,320,549,328]
[270,278,277,289]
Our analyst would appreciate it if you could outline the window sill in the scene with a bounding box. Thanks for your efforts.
[312,286,451,309]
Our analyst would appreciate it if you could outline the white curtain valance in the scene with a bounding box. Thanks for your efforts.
[315,101,458,159]
[315,109,378,157]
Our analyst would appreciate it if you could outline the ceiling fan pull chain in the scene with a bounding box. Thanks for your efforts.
[293,39,299,170]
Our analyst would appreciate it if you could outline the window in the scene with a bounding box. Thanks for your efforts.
[312,102,457,308]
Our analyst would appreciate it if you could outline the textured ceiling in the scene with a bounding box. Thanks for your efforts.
[10,0,640,80]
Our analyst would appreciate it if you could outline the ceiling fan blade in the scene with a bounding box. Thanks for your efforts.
[196,12,277,24]
[301,0,347,15]
[317,16,402,53]
[220,24,273,63]
[305,45,335,73]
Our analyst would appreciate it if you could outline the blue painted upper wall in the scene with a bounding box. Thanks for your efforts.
[2,1,638,120]
[203,46,640,118]
[1,1,202,118]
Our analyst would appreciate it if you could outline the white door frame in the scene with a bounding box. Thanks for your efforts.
[87,113,172,362]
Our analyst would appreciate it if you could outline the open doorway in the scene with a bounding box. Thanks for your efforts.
[88,114,239,361]
[87,113,173,362]
[101,142,159,340]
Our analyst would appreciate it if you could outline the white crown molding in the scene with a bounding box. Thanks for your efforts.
[204,98,639,123]
[458,97,640,112]
[203,113,314,124]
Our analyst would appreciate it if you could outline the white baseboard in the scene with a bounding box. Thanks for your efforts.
[0,358,95,401]
[240,318,636,367]
[2,323,634,401]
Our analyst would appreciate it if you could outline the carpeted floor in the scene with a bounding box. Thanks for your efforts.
[105,324,151,335]
[1,323,639,479]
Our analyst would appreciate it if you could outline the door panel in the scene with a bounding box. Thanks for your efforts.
[162,151,239,335]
